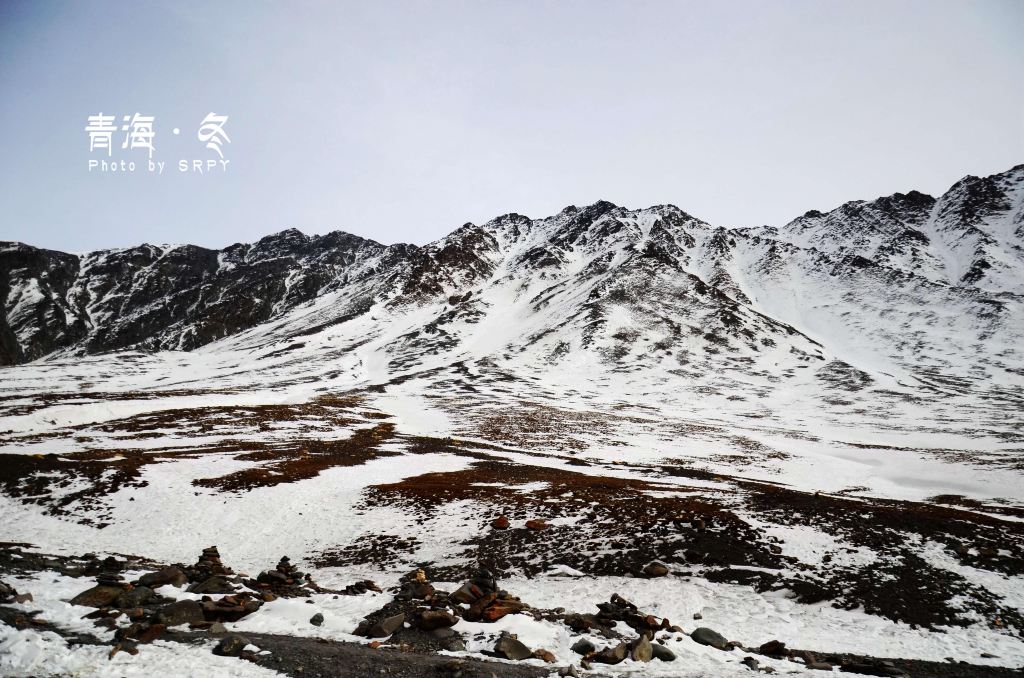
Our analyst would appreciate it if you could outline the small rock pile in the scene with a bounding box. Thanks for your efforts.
[245,556,315,599]
[183,546,238,594]
[69,557,132,608]
[595,593,681,637]
[353,569,465,651]
[450,568,529,622]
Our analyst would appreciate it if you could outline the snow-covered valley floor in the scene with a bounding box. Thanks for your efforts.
[0,348,1021,677]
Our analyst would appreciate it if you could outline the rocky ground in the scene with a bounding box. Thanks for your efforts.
[2,540,1021,677]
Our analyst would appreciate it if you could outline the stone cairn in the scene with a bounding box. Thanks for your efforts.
[183,546,238,594]
[186,546,234,581]
[246,556,314,599]
[95,556,126,588]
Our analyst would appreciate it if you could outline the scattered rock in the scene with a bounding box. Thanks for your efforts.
[367,612,405,638]
[590,641,629,665]
[693,612,703,620]
[310,612,324,626]
[189,575,236,594]
[494,634,533,661]
[643,561,669,578]
[480,598,528,622]
[533,648,556,663]
[135,623,163,643]
[651,643,676,662]
[208,622,228,634]
[742,656,760,671]
[115,586,154,609]
[136,566,187,589]
[201,592,263,622]
[491,515,510,529]
[759,639,787,656]
[630,635,653,662]
[155,599,205,626]
[691,627,729,650]
[0,580,19,603]
[525,519,549,531]
[417,610,458,631]
[213,633,251,657]
[571,638,596,655]
[69,585,124,608]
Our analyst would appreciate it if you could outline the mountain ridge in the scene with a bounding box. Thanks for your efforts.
[2,164,1022,379]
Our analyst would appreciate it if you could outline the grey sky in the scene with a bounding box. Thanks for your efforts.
[1,0,1021,253]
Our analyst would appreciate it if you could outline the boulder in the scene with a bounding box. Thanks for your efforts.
[417,610,458,631]
[759,639,787,656]
[450,582,482,604]
[115,586,154,609]
[367,612,405,637]
[310,612,324,626]
[571,638,596,655]
[525,519,549,531]
[188,575,235,594]
[533,648,556,663]
[590,642,629,665]
[651,644,676,662]
[155,599,205,626]
[136,566,187,589]
[136,623,166,644]
[491,515,510,529]
[481,599,528,622]
[691,627,729,650]
[643,561,670,578]
[69,585,124,608]
[494,634,532,661]
[213,634,250,657]
[630,635,653,662]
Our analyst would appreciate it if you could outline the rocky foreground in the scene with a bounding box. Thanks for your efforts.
[1,542,1019,678]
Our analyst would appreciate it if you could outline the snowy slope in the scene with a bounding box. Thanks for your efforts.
[1,165,1023,676]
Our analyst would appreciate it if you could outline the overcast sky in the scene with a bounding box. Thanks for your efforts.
[1,0,1021,252]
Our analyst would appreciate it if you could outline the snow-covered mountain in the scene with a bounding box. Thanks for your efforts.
[1,165,1023,677]
[4,166,1023,393]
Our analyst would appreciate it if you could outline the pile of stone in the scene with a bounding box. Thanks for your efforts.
[69,557,134,608]
[595,593,680,638]
[183,546,238,594]
[199,592,263,622]
[244,556,314,599]
[351,569,481,652]
[338,579,381,595]
[244,555,380,600]
[449,567,529,622]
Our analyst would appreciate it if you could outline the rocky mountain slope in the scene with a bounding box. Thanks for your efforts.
[1,165,1022,677]
[3,165,1022,390]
